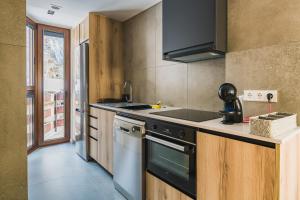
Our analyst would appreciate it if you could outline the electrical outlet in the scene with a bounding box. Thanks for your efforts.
[243,90,278,102]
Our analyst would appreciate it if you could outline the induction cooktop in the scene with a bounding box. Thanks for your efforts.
[151,109,221,122]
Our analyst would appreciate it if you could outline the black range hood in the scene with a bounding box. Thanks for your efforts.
[162,0,227,63]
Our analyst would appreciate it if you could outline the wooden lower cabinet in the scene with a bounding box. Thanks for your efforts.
[97,109,115,174]
[146,172,192,200]
[88,106,115,174]
[197,132,276,200]
[89,137,97,160]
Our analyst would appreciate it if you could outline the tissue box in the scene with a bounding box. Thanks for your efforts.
[250,112,297,138]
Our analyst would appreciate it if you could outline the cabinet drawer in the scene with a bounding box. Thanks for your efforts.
[89,117,98,129]
[89,107,99,118]
[89,137,97,160]
[89,127,98,139]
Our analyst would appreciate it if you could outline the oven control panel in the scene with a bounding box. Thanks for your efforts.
[146,119,196,144]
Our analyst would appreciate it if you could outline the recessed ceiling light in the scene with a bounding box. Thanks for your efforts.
[50,4,62,10]
[48,10,55,15]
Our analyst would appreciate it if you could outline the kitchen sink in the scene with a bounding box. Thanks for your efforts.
[98,102,152,110]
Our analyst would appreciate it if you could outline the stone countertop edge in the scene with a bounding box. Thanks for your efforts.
[90,103,300,144]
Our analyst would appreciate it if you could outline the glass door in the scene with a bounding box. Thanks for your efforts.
[37,25,70,146]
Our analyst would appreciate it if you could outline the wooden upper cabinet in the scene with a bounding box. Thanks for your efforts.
[79,16,89,43]
[72,12,124,104]
[97,109,115,174]
[72,25,80,47]
[197,132,276,200]
[89,13,124,103]
[146,172,193,200]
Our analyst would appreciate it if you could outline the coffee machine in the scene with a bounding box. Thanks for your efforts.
[218,83,243,124]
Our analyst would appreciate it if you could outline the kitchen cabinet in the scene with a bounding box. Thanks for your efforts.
[71,13,124,104]
[146,172,192,200]
[79,16,89,43]
[71,24,80,47]
[89,137,97,160]
[88,106,115,174]
[88,13,124,103]
[97,109,115,174]
[197,131,300,200]
[88,107,99,160]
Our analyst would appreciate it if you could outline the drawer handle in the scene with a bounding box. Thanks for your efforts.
[89,115,98,119]
[89,136,98,141]
[89,125,98,130]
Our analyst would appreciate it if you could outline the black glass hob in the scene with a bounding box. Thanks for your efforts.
[151,109,221,122]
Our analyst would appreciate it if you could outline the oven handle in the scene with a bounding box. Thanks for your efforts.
[145,135,186,152]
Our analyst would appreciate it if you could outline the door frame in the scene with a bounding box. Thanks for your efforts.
[37,24,71,146]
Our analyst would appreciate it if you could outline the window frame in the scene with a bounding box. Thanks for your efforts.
[36,24,71,147]
[26,17,38,153]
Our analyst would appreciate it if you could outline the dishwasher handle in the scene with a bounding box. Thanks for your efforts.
[120,127,130,133]
[145,135,187,152]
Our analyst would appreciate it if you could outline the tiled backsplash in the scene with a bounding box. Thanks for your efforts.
[226,42,300,122]
[124,0,300,124]
[124,3,225,111]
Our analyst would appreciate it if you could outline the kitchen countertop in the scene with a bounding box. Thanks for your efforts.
[90,103,300,144]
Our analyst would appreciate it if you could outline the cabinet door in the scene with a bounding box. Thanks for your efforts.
[79,16,89,43]
[146,172,192,200]
[88,13,124,103]
[98,109,115,173]
[89,137,97,160]
[197,132,276,200]
[71,25,80,47]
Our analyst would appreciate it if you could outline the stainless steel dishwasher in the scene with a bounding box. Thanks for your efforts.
[113,115,145,200]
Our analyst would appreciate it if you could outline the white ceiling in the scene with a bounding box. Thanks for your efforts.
[27,0,161,29]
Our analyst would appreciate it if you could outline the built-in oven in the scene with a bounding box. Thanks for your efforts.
[145,119,196,199]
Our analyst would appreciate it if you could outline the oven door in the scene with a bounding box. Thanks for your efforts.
[146,132,196,198]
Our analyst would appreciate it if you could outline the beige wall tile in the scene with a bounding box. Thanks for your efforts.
[124,19,134,70]
[124,2,224,109]
[125,67,156,104]
[0,43,27,199]
[228,0,300,52]
[188,59,225,111]
[156,64,188,107]
[124,0,300,129]
[124,6,156,70]
[0,0,26,46]
[226,42,300,123]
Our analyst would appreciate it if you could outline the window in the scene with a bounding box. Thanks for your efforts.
[27,94,34,148]
[26,21,36,151]
[26,25,35,87]
[43,31,66,141]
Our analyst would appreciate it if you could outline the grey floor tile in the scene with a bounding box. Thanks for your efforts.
[28,143,126,200]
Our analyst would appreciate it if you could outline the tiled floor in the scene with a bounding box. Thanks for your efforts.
[28,143,126,200]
